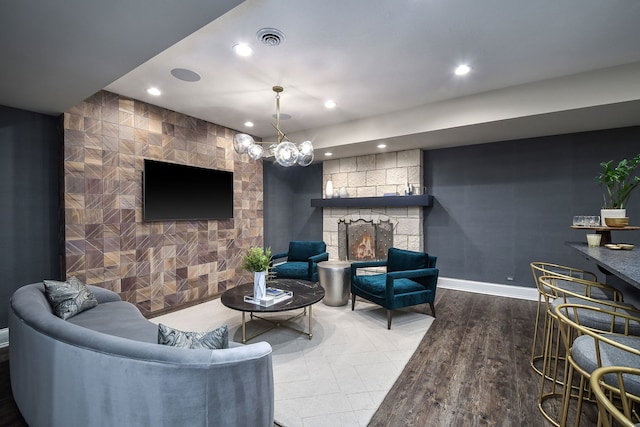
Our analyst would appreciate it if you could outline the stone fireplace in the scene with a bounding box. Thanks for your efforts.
[322,149,424,260]
[338,217,394,261]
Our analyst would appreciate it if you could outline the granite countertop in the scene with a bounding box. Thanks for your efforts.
[566,242,640,289]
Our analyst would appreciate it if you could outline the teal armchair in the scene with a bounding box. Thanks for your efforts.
[350,247,439,329]
[271,241,329,282]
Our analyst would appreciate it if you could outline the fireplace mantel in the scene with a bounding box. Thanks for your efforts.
[310,195,433,208]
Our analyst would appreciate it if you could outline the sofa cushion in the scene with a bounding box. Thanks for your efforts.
[43,277,98,320]
[387,248,428,273]
[354,274,425,297]
[158,323,229,349]
[67,301,159,343]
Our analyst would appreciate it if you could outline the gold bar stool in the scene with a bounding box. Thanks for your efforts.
[590,366,640,427]
[530,262,620,377]
[555,303,640,427]
[537,276,633,426]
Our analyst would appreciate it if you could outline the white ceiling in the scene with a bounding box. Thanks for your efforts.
[3,0,640,160]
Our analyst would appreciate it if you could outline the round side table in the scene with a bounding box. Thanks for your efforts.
[317,260,351,306]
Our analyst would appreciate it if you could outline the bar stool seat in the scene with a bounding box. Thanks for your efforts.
[573,335,640,396]
[551,298,640,335]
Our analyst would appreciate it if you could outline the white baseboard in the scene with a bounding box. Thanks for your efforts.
[438,277,538,301]
[0,328,8,348]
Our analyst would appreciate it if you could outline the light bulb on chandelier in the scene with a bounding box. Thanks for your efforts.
[233,86,314,167]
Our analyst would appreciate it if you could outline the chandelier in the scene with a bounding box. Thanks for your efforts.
[233,86,314,167]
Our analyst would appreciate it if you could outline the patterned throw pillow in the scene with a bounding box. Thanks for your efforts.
[158,324,229,350]
[43,277,98,320]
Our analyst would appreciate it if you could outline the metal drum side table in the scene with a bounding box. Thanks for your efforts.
[317,260,351,306]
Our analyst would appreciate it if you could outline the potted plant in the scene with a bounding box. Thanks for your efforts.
[595,153,640,225]
[241,247,272,300]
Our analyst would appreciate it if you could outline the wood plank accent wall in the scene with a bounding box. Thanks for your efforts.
[62,90,263,315]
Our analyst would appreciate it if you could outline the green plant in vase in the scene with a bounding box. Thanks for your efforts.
[595,153,640,226]
[241,247,272,272]
[241,247,272,300]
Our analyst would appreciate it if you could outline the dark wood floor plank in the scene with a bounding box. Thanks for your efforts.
[0,348,27,427]
[370,289,548,426]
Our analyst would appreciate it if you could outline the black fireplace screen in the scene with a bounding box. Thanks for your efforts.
[338,219,393,261]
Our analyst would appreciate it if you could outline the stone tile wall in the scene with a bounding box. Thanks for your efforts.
[63,91,263,315]
[322,149,423,259]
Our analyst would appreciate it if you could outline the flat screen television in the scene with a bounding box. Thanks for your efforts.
[143,159,234,221]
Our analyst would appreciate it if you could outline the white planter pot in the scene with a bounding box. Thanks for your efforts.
[601,208,626,226]
[253,271,266,300]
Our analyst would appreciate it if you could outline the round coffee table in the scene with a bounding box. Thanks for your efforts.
[221,278,325,343]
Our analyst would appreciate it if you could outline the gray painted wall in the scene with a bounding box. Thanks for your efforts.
[263,162,323,255]
[0,106,61,328]
[424,126,640,289]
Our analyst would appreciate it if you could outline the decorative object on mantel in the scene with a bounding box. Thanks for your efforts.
[339,187,348,198]
[325,180,333,199]
[404,182,413,195]
[241,247,272,300]
[233,86,314,167]
[595,153,640,225]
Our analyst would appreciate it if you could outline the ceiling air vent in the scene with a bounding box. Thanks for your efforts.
[256,28,286,46]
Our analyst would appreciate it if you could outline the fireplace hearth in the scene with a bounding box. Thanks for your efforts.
[338,218,394,261]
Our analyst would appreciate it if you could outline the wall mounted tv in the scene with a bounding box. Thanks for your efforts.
[143,159,234,221]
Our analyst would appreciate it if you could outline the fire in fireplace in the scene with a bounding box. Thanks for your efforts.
[338,218,394,261]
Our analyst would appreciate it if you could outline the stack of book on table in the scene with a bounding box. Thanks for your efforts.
[244,287,293,306]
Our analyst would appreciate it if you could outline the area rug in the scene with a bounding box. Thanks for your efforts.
[151,298,433,427]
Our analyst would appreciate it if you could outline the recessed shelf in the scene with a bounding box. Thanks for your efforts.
[310,195,433,208]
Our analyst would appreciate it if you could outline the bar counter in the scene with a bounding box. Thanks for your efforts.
[567,242,640,290]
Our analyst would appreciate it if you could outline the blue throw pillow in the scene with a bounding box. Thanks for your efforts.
[43,277,98,320]
[158,324,229,349]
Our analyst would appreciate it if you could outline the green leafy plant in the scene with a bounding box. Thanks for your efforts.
[595,153,640,209]
[241,247,272,272]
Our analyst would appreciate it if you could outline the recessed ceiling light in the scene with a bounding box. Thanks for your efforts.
[377,143,387,149]
[324,100,336,109]
[146,87,161,96]
[324,152,333,157]
[454,64,471,76]
[244,121,254,127]
[233,43,253,57]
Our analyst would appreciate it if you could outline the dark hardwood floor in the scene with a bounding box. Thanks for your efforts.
[370,288,547,426]
[0,347,26,427]
[0,289,551,427]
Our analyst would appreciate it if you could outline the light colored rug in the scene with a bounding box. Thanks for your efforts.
[151,298,433,427]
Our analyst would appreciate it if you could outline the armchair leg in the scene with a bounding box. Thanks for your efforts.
[387,310,392,329]
[429,302,436,318]
[351,294,356,311]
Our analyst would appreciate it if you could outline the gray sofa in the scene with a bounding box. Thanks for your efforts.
[9,283,274,427]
